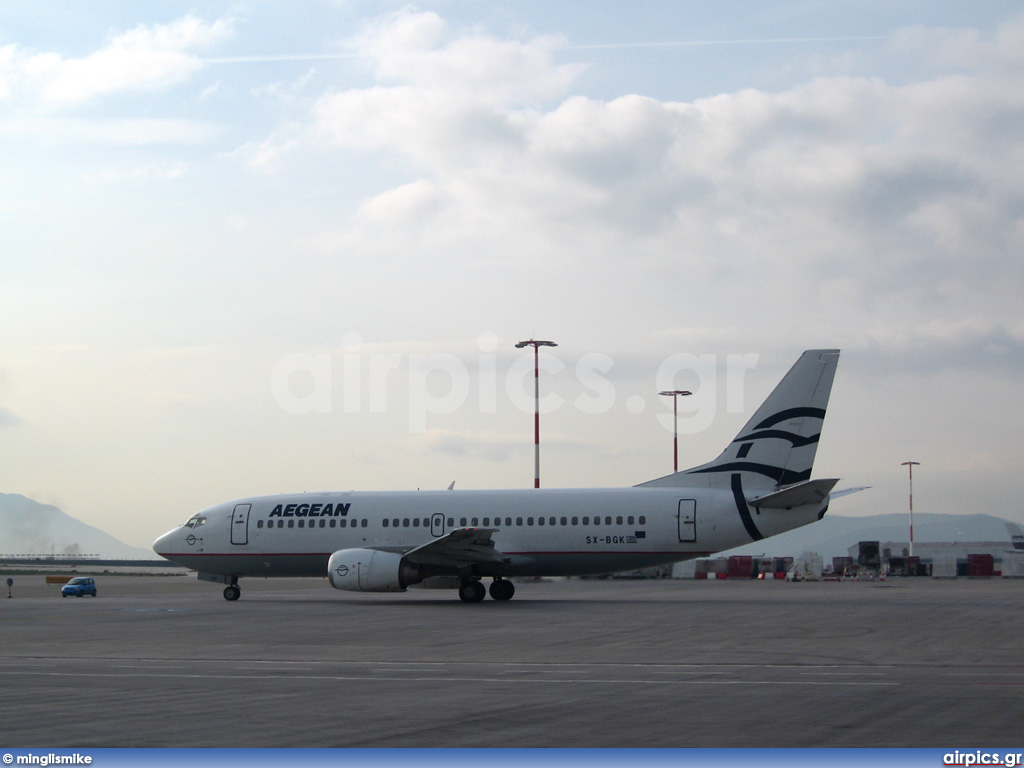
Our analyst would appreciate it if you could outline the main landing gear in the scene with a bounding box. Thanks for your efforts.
[489,578,515,601]
[458,578,515,603]
[223,578,241,601]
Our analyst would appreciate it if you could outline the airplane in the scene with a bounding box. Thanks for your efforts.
[153,348,848,603]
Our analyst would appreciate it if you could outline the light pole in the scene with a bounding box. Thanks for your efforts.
[658,389,692,473]
[516,339,558,488]
[901,461,920,559]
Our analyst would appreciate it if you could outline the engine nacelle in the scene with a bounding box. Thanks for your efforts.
[328,548,421,592]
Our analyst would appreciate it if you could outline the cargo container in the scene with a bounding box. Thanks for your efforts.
[790,552,823,581]
[695,558,728,579]
[967,553,994,578]
[727,555,753,579]
[931,555,958,579]
[833,556,854,576]
[857,541,881,571]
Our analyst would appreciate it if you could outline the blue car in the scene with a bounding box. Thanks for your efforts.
[61,577,97,597]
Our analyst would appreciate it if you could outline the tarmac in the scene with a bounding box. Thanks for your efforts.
[2,573,1023,747]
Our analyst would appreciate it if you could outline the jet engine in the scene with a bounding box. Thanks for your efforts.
[327,548,424,592]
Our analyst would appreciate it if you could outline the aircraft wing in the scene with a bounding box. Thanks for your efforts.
[402,527,511,569]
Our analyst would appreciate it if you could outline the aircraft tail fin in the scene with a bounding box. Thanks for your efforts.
[639,349,840,492]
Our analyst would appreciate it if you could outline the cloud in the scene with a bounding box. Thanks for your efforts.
[354,10,582,103]
[855,319,1024,376]
[300,13,1024,365]
[4,7,1023,536]
[415,429,520,463]
[2,16,234,108]
[1,115,223,146]
[415,427,591,463]
[0,45,16,100]
[888,16,1024,77]
[313,10,584,168]
[225,131,302,171]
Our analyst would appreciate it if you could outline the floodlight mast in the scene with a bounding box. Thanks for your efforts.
[901,461,921,558]
[658,390,692,473]
[515,339,558,488]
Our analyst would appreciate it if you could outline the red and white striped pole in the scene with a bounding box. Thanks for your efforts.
[902,461,920,558]
[516,339,557,488]
[659,389,692,473]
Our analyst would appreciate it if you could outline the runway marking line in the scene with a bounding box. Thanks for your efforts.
[0,668,898,687]
[2,657,904,671]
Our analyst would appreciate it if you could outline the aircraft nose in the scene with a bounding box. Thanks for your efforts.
[152,529,175,557]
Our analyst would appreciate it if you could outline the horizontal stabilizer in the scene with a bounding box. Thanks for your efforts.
[747,478,839,509]
[830,485,870,500]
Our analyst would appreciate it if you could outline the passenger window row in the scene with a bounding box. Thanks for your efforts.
[255,515,646,531]
[257,519,367,529]
[384,515,645,528]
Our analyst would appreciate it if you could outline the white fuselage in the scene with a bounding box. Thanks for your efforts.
[152,486,826,580]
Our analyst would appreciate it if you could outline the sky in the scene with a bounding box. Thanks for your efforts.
[2,1,1023,550]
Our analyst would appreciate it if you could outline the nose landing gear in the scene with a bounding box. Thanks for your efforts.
[223,578,241,601]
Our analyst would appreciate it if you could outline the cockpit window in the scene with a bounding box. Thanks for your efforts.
[184,515,208,529]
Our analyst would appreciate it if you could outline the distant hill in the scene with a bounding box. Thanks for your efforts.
[0,492,154,560]
[717,512,1017,562]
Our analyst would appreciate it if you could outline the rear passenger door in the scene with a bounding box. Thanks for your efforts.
[678,499,696,542]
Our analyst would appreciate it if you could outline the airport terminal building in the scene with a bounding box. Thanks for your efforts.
[852,540,1024,578]
[679,540,1024,579]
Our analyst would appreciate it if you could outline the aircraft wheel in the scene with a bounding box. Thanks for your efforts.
[458,580,485,603]
[223,585,241,601]
[489,579,515,601]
